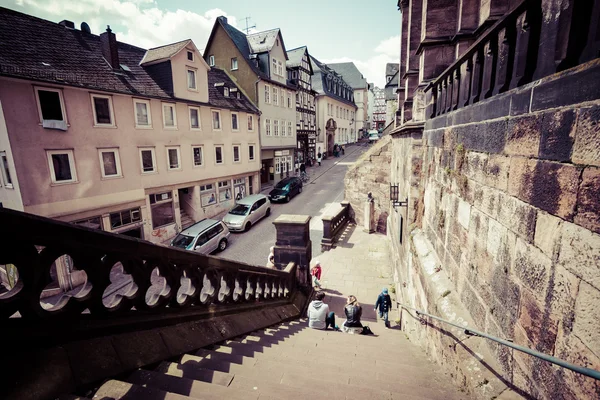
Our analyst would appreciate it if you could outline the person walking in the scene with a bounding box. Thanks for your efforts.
[311,261,322,290]
[317,151,322,166]
[374,287,392,328]
[307,291,337,330]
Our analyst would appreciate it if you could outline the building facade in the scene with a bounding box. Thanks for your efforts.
[372,86,386,130]
[384,63,399,127]
[286,46,316,166]
[326,62,369,140]
[309,56,357,156]
[0,8,260,245]
[204,17,297,186]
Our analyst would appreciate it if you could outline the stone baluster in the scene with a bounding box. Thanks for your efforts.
[436,84,443,116]
[469,49,483,104]
[481,36,498,99]
[581,1,600,64]
[426,88,436,118]
[440,79,448,115]
[459,59,472,108]
[510,8,535,89]
[493,25,515,95]
[451,69,460,111]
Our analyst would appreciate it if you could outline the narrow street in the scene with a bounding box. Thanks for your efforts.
[217,143,368,266]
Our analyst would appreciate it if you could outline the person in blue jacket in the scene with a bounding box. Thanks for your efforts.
[374,287,392,328]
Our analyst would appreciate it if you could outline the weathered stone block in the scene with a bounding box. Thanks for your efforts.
[505,115,542,157]
[575,166,600,235]
[461,282,488,327]
[514,238,551,301]
[489,269,521,337]
[426,128,444,147]
[482,119,507,154]
[549,265,580,334]
[534,211,562,259]
[509,87,532,116]
[497,192,537,242]
[557,221,600,290]
[573,105,600,167]
[112,330,171,370]
[573,281,600,357]
[65,336,123,386]
[457,199,471,230]
[475,184,501,220]
[539,109,576,162]
[484,154,510,191]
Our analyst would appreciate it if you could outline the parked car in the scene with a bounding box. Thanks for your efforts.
[222,194,271,232]
[268,176,303,203]
[170,219,230,254]
[368,131,380,143]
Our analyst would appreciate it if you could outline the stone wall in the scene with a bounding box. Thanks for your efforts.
[344,137,391,233]
[390,60,600,399]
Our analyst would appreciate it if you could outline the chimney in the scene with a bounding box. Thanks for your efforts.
[58,20,75,29]
[100,25,120,69]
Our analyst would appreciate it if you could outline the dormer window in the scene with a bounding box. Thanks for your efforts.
[209,55,215,66]
[187,51,194,61]
[224,87,229,97]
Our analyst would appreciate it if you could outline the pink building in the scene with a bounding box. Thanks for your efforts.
[0,8,261,244]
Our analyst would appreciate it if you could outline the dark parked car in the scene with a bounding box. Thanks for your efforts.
[268,176,303,203]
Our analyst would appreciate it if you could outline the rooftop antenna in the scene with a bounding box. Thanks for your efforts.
[242,17,256,34]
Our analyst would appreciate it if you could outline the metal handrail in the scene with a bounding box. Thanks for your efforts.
[397,301,600,381]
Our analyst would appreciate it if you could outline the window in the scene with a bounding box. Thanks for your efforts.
[72,216,102,230]
[0,151,13,188]
[248,114,254,131]
[281,156,287,173]
[233,178,246,200]
[231,57,238,70]
[278,61,283,76]
[163,103,177,128]
[150,192,174,229]
[273,87,278,106]
[287,91,292,108]
[287,121,293,136]
[212,110,221,130]
[224,87,229,97]
[287,156,292,173]
[231,112,239,131]
[187,51,194,61]
[192,146,203,167]
[248,175,254,194]
[274,119,279,136]
[280,90,285,106]
[200,184,217,206]
[265,85,271,104]
[215,145,223,164]
[166,147,181,170]
[91,94,114,126]
[275,157,281,174]
[209,55,215,66]
[189,106,201,130]
[218,180,232,202]
[233,145,240,163]
[35,87,67,124]
[139,148,156,173]
[248,144,255,161]
[265,118,271,136]
[110,208,141,230]
[134,99,151,127]
[272,58,277,75]
[187,69,197,90]
[98,148,122,178]
[47,150,77,184]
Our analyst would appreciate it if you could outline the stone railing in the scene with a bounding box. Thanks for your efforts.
[321,201,351,251]
[426,0,600,118]
[0,207,296,321]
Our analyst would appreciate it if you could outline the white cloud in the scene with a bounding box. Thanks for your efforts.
[10,0,237,53]
[323,35,400,88]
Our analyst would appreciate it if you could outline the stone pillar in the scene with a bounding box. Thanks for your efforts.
[364,193,375,234]
[273,215,312,287]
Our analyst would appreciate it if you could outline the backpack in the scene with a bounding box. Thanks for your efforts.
[360,326,374,335]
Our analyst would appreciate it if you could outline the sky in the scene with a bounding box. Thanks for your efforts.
[3,0,401,87]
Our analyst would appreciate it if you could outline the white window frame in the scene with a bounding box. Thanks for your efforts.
[272,58,278,76]
[224,87,229,97]
[287,156,292,173]
[282,156,287,173]
[272,87,279,106]
[275,157,281,174]
[248,114,254,132]
[139,147,157,174]
[277,61,283,76]
[187,68,197,90]
[273,119,279,136]
[232,144,241,163]
[209,55,215,66]
[98,148,122,179]
[166,146,181,171]
[0,151,13,189]
[211,110,221,131]
[192,145,204,168]
[287,91,292,108]
[187,50,194,62]
[215,145,224,165]
[133,99,152,128]
[287,120,292,136]
[189,106,201,130]
[35,86,68,125]
[47,149,77,184]
[90,93,115,127]
[248,144,255,161]
[231,112,239,131]
[265,118,271,136]
[231,57,238,70]
[265,84,271,104]
[162,103,177,129]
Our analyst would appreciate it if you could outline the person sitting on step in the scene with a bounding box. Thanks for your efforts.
[342,295,363,334]
[307,291,337,330]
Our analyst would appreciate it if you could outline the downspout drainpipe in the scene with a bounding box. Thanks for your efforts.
[254,77,262,192]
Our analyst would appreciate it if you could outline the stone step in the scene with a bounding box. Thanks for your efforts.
[153,361,234,386]
[93,379,192,400]
[127,369,253,400]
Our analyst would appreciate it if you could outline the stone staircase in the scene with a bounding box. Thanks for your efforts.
[180,209,195,230]
[72,319,469,400]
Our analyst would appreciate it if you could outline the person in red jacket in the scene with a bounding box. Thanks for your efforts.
[311,261,322,290]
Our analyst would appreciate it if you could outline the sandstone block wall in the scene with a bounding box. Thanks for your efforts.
[391,60,600,399]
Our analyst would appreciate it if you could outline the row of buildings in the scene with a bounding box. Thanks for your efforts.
[0,7,371,243]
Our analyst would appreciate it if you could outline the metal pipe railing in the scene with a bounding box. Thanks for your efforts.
[397,301,600,381]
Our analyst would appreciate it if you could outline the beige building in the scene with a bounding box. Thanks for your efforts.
[326,62,369,139]
[309,56,357,156]
[204,17,297,186]
[0,10,260,244]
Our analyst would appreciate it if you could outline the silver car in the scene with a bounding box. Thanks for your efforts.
[222,194,271,232]
[170,219,230,254]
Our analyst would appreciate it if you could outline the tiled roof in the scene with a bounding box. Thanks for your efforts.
[286,46,307,69]
[140,39,190,65]
[247,29,280,54]
[0,7,257,113]
[386,63,399,77]
[309,55,356,108]
[326,62,368,89]
[208,68,259,114]
[385,70,399,88]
